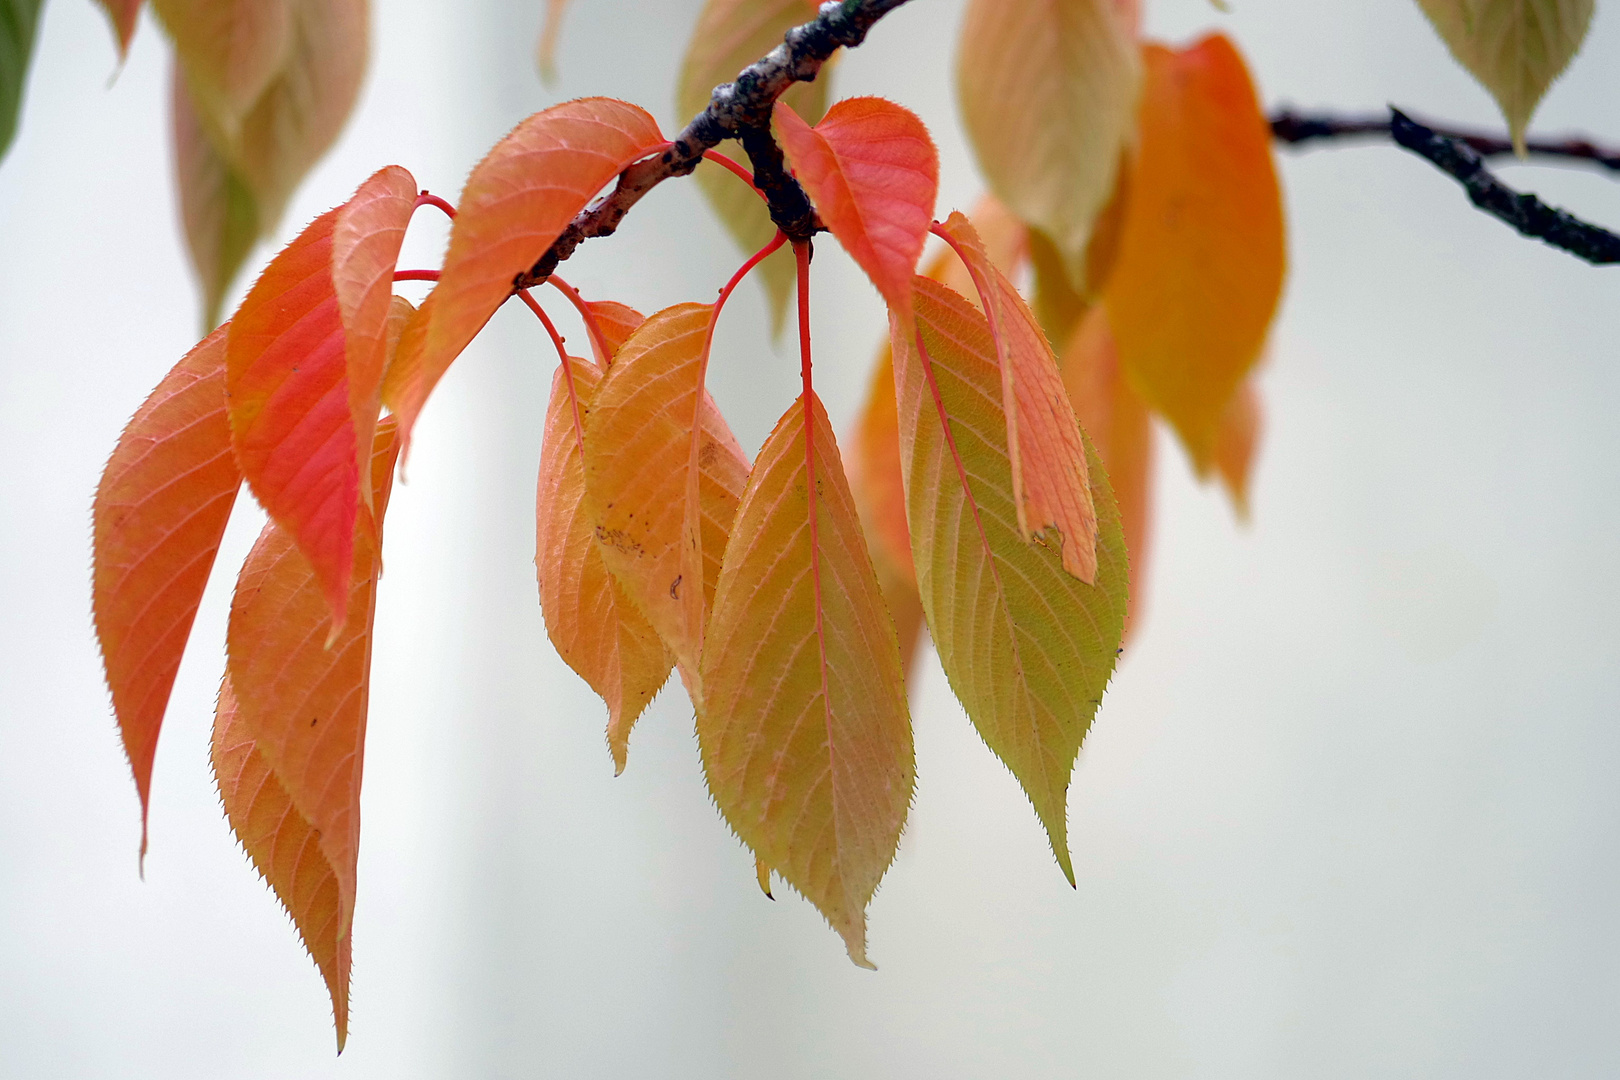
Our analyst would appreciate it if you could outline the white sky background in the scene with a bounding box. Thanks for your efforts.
[2,0,1619,1076]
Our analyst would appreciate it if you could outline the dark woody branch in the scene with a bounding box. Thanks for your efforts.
[1272,106,1620,266]
[514,0,914,289]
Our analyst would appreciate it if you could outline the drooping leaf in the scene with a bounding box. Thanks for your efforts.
[212,676,352,1051]
[1212,377,1262,517]
[584,300,646,364]
[926,194,1027,305]
[580,303,751,689]
[774,97,938,316]
[536,0,572,84]
[893,277,1128,883]
[956,0,1141,292]
[935,212,1098,583]
[848,343,926,679]
[171,69,260,330]
[1416,0,1593,153]
[698,391,914,969]
[0,0,42,161]
[1059,304,1153,638]
[160,0,368,326]
[1104,34,1285,471]
[422,99,665,402]
[333,165,418,512]
[537,357,673,773]
[95,0,145,58]
[677,0,823,332]
[94,327,242,857]
[221,418,400,1047]
[379,290,435,450]
[226,208,360,633]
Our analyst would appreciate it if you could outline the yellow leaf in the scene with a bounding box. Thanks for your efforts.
[677,0,825,333]
[581,304,751,693]
[894,277,1128,883]
[957,0,1141,292]
[1416,0,1593,154]
[699,392,914,968]
[1104,34,1285,471]
[537,358,674,773]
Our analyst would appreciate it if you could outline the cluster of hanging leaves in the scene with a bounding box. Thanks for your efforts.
[80,0,1603,1053]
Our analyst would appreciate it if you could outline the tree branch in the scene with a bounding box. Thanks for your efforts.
[1271,107,1620,173]
[1272,106,1620,266]
[514,0,914,289]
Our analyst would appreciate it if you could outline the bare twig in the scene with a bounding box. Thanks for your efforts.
[1271,107,1620,173]
[514,0,914,289]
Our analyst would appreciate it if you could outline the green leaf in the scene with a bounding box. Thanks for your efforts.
[1417,0,1594,153]
[677,0,824,334]
[0,0,44,163]
[892,276,1128,883]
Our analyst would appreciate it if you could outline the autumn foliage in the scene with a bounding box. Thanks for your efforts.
[65,0,1597,1054]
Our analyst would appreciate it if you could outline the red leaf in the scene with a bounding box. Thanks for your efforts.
[95,0,144,57]
[419,98,665,422]
[221,419,402,1045]
[93,326,241,856]
[226,208,358,633]
[774,97,938,315]
[935,212,1098,582]
[333,165,417,514]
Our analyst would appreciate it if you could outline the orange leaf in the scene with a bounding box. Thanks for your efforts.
[94,326,241,857]
[1060,304,1154,639]
[580,304,750,690]
[774,97,938,315]
[421,99,665,407]
[535,0,572,84]
[537,358,673,773]
[924,193,1027,303]
[893,277,1128,882]
[1213,377,1262,517]
[848,343,927,679]
[380,291,435,451]
[95,0,144,57]
[585,300,646,364]
[226,208,358,634]
[935,212,1098,582]
[333,165,417,514]
[956,0,1140,291]
[698,392,914,969]
[221,418,401,1045]
[1104,34,1286,469]
[212,676,352,1051]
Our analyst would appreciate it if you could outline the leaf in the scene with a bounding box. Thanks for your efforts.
[935,212,1098,583]
[585,300,646,364]
[536,0,571,84]
[848,342,927,679]
[1213,377,1262,517]
[94,326,242,857]
[893,277,1128,882]
[774,97,938,316]
[160,0,368,326]
[698,391,914,969]
[956,0,1141,292]
[171,70,260,330]
[379,290,435,448]
[95,0,145,58]
[333,165,418,512]
[580,303,751,689]
[1416,0,1593,153]
[677,0,823,332]
[212,676,352,1051]
[221,418,401,1047]
[1059,304,1153,639]
[226,208,360,633]
[0,0,41,162]
[1103,34,1285,471]
[537,357,673,773]
[422,98,665,404]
